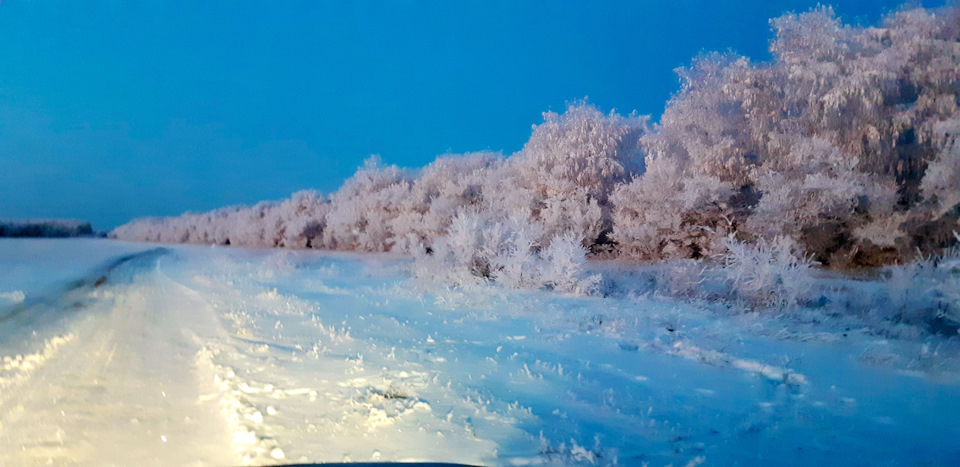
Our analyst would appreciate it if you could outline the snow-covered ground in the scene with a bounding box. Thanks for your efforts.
[1,239,958,466]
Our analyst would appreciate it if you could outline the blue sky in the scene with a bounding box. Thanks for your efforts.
[0,1,942,229]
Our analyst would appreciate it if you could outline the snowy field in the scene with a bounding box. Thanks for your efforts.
[1,239,959,466]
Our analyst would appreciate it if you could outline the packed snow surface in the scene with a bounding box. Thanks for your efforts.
[0,239,958,465]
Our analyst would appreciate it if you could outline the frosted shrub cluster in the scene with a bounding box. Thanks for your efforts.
[923,116,960,217]
[391,152,501,253]
[940,233,960,326]
[410,211,600,295]
[881,231,960,332]
[115,5,960,300]
[614,5,960,266]
[115,102,624,295]
[506,103,646,247]
[720,236,817,307]
[321,157,412,252]
[111,190,330,248]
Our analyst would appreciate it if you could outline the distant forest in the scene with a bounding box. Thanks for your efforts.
[1,219,93,238]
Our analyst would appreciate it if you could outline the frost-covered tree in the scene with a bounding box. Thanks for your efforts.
[611,155,734,259]
[642,52,771,186]
[491,101,646,248]
[274,190,331,248]
[613,4,960,265]
[764,5,960,261]
[923,116,960,217]
[519,101,646,203]
[111,191,331,249]
[391,152,502,253]
[322,156,412,252]
[745,135,897,262]
[611,52,774,260]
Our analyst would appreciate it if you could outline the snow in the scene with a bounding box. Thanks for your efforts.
[1,239,959,465]
[0,239,151,303]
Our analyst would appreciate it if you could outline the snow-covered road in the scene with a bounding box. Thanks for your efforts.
[1,239,959,465]
[0,247,234,465]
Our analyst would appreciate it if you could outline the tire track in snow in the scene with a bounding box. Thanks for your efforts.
[174,255,519,465]
[0,253,239,466]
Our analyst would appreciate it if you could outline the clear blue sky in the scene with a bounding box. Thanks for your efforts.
[0,1,942,230]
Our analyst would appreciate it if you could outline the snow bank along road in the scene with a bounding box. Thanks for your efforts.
[0,239,959,465]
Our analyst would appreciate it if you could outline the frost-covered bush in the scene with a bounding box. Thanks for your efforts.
[612,5,960,265]
[274,191,331,248]
[404,100,643,291]
[744,135,898,263]
[410,211,600,295]
[489,213,545,289]
[111,190,331,248]
[113,211,207,244]
[115,102,627,295]
[410,211,492,289]
[491,101,646,247]
[480,161,604,253]
[540,232,601,295]
[391,152,502,253]
[611,155,734,259]
[922,117,960,217]
[645,259,710,299]
[939,233,960,327]
[880,231,960,333]
[321,157,412,252]
[519,101,645,203]
[720,236,818,307]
